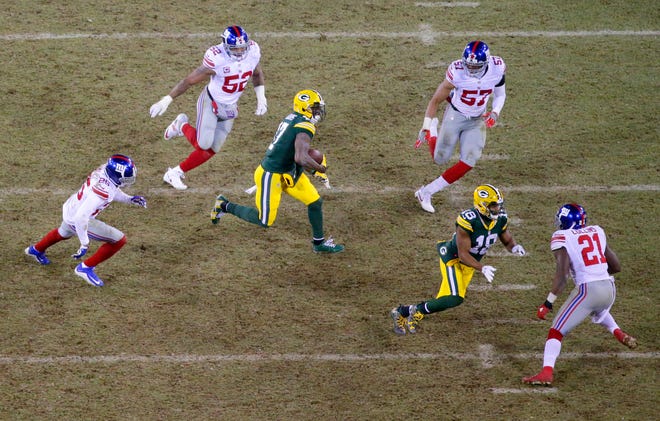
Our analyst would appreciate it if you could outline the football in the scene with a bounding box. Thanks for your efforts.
[308,148,324,164]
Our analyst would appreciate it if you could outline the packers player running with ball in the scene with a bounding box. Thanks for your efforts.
[391,184,525,334]
[211,90,344,253]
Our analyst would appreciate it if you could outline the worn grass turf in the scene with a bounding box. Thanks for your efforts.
[1,1,658,420]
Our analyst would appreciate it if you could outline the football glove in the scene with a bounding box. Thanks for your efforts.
[511,244,526,256]
[131,196,147,208]
[313,171,331,189]
[149,95,173,118]
[481,265,497,283]
[312,154,331,188]
[414,129,437,149]
[537,301,553,320]
[483,111,498,128]
[72,244,88,259]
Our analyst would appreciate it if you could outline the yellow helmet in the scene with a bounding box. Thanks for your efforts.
[293,89,326,123]
[473,184,504,219]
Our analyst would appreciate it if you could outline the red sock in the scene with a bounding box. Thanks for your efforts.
[35,228,66,252]
[181,123,197,147]
[83,236,126,267]
[180,148,216,172]
[440,160,473,184]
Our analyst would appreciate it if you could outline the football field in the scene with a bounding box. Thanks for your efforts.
[1,1,658,419]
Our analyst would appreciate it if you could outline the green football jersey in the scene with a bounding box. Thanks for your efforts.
[436,207,509,263]
[261,112,316,180]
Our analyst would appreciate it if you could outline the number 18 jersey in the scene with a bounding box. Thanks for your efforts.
[550,225,613,285]
[437,207,509,264]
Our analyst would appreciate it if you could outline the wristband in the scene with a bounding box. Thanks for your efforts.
[422,117,432,131]
[546,292,557,304]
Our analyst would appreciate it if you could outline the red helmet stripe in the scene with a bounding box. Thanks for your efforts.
[232,26,241,36]
[471,40,481,53]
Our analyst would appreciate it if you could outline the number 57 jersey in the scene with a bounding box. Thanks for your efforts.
[551,225,613,285]
[446,55,506,118]
[204,40,262,105]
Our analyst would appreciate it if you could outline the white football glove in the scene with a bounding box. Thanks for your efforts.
[149,95,173,118]
[511,244,526,256]
[481,265,497,283]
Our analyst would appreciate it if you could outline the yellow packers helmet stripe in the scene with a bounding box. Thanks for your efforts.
[294,121,316,134]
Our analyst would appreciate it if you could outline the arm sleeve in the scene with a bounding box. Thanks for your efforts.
[113,188,132,204]
[491,84,506,115]
[72,196,104,246]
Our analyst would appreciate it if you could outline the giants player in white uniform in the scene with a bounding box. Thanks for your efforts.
[25,155,147,287]
[149,25,267,190]
[414,40,506,213]
[523,204,637,386]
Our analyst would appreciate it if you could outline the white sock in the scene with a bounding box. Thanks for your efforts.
[542,338,562,368]
[595,312,619,334]
[425,176,450,196]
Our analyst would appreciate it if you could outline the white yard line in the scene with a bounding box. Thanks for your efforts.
[0,349,655,365]
[1,29,658,42]
[416,2,481,7]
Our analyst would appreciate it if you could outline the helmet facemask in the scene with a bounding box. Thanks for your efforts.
[309,102,326,124]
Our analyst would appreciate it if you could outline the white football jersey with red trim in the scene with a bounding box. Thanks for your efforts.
[445,55,506,117]
[204,40,261,105]
[550,225,614,285]
[63,165,121,225]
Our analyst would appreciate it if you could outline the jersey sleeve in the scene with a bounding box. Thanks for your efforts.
[445,61,460,83]
[292,120,316,137]
[202,45,221,70]
[250,41,261,65]
[456,213,474,233]
[550,230,567,251]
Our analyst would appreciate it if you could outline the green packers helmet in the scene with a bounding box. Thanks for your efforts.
[293,89,326,123]
[473,184,504,219]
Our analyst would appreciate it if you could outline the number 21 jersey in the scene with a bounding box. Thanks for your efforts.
[551,225,613,285]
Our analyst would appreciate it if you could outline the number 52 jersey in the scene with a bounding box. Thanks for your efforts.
[203,40,262,105]
[551,225,613,285]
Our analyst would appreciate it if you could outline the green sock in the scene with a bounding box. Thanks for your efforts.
[422,296,464,314]
[307,198,324,239]
[227,203,267,227]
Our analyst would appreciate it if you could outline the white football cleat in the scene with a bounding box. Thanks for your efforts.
[163,167,188,190]
[163,113,189,141]
[415,188,435,213]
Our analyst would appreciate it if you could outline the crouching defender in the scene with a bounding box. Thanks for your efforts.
[25,155,147,287]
